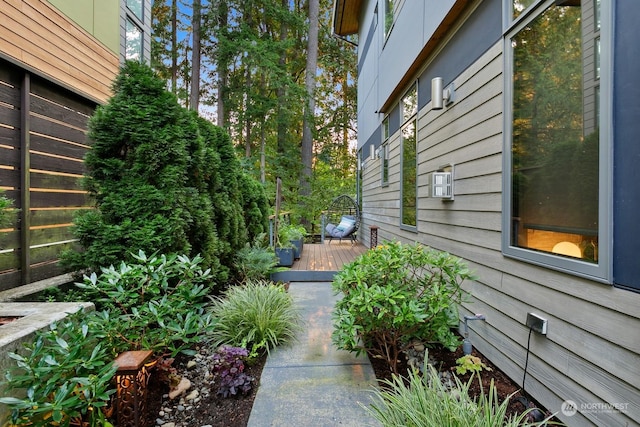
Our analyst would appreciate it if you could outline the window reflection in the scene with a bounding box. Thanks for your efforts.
[511,2,599,262]
[125,18,143,61]
[512,0,536,20]
[402,121,416,227]
[127,0,143,21]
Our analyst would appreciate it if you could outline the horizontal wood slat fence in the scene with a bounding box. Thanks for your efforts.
[0,58,96,290]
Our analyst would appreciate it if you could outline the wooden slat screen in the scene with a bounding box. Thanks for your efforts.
[0,58,96,290]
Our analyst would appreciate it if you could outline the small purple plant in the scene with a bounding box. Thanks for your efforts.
[212,345,254,398]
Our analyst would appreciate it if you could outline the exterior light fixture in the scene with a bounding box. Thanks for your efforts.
[431,163,455,200]
[431,77,455,110]
[114,350,155,427]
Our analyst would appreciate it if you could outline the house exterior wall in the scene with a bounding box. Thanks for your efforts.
[348,0,640,425]
[0,0,120,103]
[356,0,456,155]
[0,0,150,288]
[46,0,121,56]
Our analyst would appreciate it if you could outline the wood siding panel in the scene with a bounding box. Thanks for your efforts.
[0,0,118,103]
[361,37,640,426]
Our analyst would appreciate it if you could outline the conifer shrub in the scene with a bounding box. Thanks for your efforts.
[61,61,268,281]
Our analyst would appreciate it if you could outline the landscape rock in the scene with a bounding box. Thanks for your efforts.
[168,377,192,400]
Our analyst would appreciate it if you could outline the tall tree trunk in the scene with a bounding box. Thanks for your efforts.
[244,7,253,158]
[300,0,320,201]
[216,0,228,128]
[170,0,178,93]
[276,0,289,155]
[260,74,267,183]
[190,0,202,111]
[245,68,252,158]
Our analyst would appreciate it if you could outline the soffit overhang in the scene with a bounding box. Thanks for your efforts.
[333,0,363,36]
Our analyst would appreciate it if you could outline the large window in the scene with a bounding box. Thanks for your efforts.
[401,85,417,228]
[504,0,609,280]
[381,117,390,186]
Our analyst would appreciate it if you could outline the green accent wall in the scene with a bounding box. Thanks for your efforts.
[46,0,120,55]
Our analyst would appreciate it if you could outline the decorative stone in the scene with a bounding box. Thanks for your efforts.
[186,360,197,369]
[168,377,192,400]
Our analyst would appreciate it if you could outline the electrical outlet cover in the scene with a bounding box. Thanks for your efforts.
[526,312,548,335]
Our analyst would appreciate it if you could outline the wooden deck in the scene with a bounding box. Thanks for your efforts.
[272,242,368,282]
[291,242,367,271]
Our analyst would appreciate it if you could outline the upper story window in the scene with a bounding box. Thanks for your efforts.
[384,0,394,39]
[504,0,610,281]
[125,19,143,61]
[127,0,143,21]
[124,0,145,62]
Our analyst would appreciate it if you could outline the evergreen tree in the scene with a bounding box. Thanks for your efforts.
[62,62,269,280]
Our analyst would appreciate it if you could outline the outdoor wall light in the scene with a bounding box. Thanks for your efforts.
[431,163,455,200]
[431,77,455,110]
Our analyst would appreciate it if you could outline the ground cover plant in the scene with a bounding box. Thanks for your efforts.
[208,279,302,356]
[75,251,216,357]
[211,346,255,398]
[367,361,554,427]
[234,234,280,282]
[332,241,475,374]
[0,251,218,426]
[0,312,117,427]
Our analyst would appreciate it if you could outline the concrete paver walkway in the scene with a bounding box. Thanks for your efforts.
[247,282,381,427]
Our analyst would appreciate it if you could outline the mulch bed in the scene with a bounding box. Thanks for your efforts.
[144,341,557,426]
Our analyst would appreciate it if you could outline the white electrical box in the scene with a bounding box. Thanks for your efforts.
[431,172,453,199]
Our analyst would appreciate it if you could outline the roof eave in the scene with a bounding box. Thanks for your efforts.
[333,0,362,36]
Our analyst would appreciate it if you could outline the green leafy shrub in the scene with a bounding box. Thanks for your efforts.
[209,280,301,355]
[238,171,270,245]
[76,251,216,357]
[332,241,474,374]
[0,190,15,229]
[196,118,268,272]
[62,61,217,273]
[455,354,492,376]
[367,364,552,427]
[0,312,116,427]
[234,235,279,282]
[211,346,254,398]
[281,224,306,241]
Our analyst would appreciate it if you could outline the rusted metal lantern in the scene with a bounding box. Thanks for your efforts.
[370,225,379,249]
[113,350,154,427]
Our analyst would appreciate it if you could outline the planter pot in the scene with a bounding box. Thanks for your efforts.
[290,238,303,259]
[275,247,294,267]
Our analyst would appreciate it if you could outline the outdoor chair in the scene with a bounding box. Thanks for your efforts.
[322,195,360,245]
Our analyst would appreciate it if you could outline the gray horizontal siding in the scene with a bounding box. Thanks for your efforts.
[360,38,640,426]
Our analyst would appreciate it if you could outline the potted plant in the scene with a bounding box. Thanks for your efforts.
[275,226,295,267]
[281,224,306,259]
